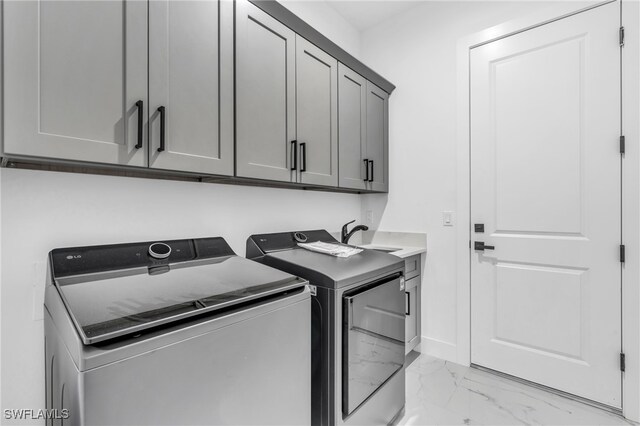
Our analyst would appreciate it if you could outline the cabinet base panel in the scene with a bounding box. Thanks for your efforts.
[1,156,388,194]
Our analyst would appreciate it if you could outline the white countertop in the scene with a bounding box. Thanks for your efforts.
[356,243,425,259]
[330,230,427,259]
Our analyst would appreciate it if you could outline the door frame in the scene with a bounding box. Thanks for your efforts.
[455,0,640,420]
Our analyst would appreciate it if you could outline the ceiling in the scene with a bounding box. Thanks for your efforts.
[324,1,422,32]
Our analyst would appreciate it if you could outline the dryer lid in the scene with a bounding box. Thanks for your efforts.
[246,230,404,289]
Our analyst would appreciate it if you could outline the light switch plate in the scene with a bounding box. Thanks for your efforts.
[443,211,454,226]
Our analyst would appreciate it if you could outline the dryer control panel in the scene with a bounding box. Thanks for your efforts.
[247,230,337,255]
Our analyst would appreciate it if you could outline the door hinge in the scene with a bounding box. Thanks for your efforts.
[620,353,626,372]
[620,26,625,47]
[620,135,626,154]
[620,245,626,263]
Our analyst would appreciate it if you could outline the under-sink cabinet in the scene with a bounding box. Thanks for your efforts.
[404,254,422,353]
[236,0,338,187]
[3,0,234,175]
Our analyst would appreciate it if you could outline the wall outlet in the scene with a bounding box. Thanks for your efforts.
[443,211,454,226]
[366,210,373,224]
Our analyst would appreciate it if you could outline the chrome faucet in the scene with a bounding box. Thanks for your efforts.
[341,220,369,244]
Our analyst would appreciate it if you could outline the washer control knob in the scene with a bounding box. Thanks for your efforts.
[148,242,172,259]
[293,232,308,243]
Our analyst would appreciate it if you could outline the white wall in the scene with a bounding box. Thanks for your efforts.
[0,0,362,418]
[278,0,362,59]
[0,169,361,418]
[359,0,588,360]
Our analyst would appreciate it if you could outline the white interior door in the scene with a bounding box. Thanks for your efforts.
[470,2,621,408]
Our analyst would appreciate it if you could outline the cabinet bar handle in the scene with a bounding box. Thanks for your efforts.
[369,160,374,182]
[135,100,143,149]
[291,140,297,170]
[157,106,166,153]
[406,291,410,316]
[363,159,369,181]
[300,142,307,172]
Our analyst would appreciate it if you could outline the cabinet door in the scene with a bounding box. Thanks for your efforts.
[405,277,419,351]
[296,37,338,187]
[4,0,147,166]
[366,82,389,192]
[236,0,296,182]
[338,64,367,190]
[148,0,233,175]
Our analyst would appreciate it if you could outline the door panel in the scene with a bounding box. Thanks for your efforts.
[405,280,418,344]
[296,37,338,187]
[149,0,233,175]
[366,82,389,192]
[494,263,584,358]
[236,0,296,182]
[338,64,367,190]
[494,37,583,234]
[4,0,147,166]
[470,2,621,407]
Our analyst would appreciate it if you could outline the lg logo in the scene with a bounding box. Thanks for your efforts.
[65,254,82,260]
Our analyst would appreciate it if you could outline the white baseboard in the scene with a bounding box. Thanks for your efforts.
[419,336,458,363]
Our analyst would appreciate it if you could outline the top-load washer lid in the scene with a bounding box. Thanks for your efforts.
[246,230,404,289]
[48,237,305,345]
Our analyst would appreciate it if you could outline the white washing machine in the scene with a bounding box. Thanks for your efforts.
[45,237,311,425]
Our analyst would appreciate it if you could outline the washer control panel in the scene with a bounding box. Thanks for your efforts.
[50,237,235,278]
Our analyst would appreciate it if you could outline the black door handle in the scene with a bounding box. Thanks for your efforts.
[363,158,369,181]
[474,241,495,251]
[157,106,166,152]
[291,140,297,171]
[135,100,143,149]
[300,142,306,172]
[406,291,410,316]
[369,160,374,182]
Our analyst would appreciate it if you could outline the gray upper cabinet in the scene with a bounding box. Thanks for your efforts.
[3,0,148,166]
[236,0,338,187]
[3,0,392,193]
[366,81,389,192]
[338,64,367,190]
[338,66,390,192]
[236,0,296,183]
[296,37,338,187]
[148,0,233,175]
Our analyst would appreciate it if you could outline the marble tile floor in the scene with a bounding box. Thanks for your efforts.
[400,354,636,426]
